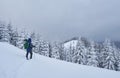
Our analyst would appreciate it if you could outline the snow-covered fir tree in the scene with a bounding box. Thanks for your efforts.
[7,22,14,44]
[87,41,98,67]
[0,21,9,42]
[73,37,88,65]
[51,42,60,59]
[66,43,74,62]
[39,40,50,57]
[11,29,19,47]
[48,42,52,58]
[101,39,119,70]
[112,48,120,71]
[114,48,120,71]
[59,44,66,61]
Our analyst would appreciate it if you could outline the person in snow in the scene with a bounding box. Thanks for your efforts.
[24,38,35,60]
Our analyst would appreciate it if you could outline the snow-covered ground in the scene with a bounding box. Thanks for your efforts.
[0,42,120,78]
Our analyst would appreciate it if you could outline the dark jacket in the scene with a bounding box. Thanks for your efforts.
[27,38,35,53]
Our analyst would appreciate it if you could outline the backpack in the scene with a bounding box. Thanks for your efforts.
[24,41,29,49]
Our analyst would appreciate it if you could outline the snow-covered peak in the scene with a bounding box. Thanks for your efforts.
[64,40,78,49]
[63,37,91,50]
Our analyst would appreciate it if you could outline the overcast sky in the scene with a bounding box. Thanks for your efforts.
[0,0,120,41]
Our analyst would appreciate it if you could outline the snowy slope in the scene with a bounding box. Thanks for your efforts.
[0,42,120,78]
[64,40,78,49]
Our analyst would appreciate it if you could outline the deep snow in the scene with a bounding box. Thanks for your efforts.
[0,42,120,78]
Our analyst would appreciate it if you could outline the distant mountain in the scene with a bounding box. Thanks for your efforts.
[63,37,120,49]
[63,37,91,49]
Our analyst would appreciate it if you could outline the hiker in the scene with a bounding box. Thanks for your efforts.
[24,38,35,60]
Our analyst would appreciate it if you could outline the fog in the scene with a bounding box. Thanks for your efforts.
[0,0,120,41]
